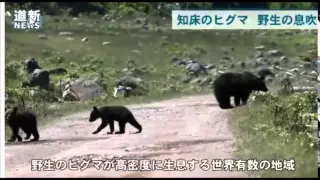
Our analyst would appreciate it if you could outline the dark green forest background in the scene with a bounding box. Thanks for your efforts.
[5,2,318,17]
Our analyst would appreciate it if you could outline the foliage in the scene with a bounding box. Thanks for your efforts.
[5,61,22,79]
[232,87,317,177]
[268,2,316,10]
[6,85,60,117]
[252,90,317,147]
[165,43,207,59]
[299,42,318,75]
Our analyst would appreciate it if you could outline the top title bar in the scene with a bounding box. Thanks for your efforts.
[172,10,318,30]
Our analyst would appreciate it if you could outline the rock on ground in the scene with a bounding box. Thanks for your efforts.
[61,78,104,101]
[59,32,73,36]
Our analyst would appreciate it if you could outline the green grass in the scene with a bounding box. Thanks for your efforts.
[229,94,317,178]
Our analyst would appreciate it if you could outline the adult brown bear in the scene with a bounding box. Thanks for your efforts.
[213,71,269,109]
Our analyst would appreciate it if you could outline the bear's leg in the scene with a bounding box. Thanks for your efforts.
[25,132,31,140]
[240,93,250,105]
[234,96,241,106]
[31,127,40,141]
[219,95,233,109]
[128,117,142,133]
[107,120,115,134]
[219,104,233,109]
[7,133,17,142]
[93,121,108,134]
[21,125,32,140]
[8,125,22,142]
[115,121,126,134]
[126,112,142,133]
[214,90,233,109]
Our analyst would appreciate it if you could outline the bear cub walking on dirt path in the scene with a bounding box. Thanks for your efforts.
[89,106,142,135]
[6,107,40,142]
[213,71,269,109]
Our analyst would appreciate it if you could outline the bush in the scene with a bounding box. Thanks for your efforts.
[6,85,60,116]
[251,88,317,149]
[231,85,317,177]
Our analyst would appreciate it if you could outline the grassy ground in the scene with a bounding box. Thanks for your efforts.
[5,15,317,177]
[229,92,317,178]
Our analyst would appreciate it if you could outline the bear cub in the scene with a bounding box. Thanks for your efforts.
[6,107,40,142]
[89,106,142,135]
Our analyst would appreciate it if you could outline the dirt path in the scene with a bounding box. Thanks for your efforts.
[5,94,246,178]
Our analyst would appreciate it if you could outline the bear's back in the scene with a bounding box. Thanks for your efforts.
[8,110,36,127]
[214,72,244,86]
[99,106,131,119]
[214,71,258,92]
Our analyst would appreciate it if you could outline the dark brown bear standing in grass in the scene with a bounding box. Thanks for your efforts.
[6,107,40,142]
[89,106,142,135]
[213,71,269,109]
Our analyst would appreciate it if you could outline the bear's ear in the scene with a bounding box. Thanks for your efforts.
[93,106,98,111]
[12,107,18,114]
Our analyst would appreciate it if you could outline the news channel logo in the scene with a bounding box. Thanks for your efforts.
[12,10,43,30]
